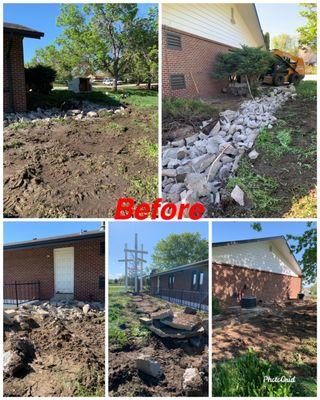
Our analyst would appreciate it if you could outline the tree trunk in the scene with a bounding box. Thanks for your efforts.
[245,75,254,100]
[112,77,118,92]
[147,79,151,90]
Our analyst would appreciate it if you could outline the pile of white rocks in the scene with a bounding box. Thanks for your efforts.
[4,101,125,127]
[162,85,297,211]
[4,299,104,328]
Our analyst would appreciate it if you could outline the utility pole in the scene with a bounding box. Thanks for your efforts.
[118,233,148,293]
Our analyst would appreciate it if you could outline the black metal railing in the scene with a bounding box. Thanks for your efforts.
[152,288,208,311]
[4,281,40,307]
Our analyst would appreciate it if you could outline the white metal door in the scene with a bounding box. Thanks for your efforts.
[54,247,74,293]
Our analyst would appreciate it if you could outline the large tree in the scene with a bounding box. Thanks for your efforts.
[271,33,299,55]
[30,4,158,91]
[151,232,208,271]
[287,222,317,284]
[297,3,317,51]
[127,7,158,89]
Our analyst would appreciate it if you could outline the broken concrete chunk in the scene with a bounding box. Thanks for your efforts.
[231,185,245,206]
[136,356,163,378]
[191,154,216,173]
[182,367,203,391]
[160,312,202,331]
[151,309,173,320]
[162,169,177,178]
[184,307,197,315]
[219,109,238,122]
[139,317,152,325]
[209,121,220,136]
[185,133,199,146]
[4,312,14,326]
[248,149,259,160]
[3,351,23,377]
[82,304,91,315]
[171,139,185,147]
[177,147,189,160]
[185,173,210,197]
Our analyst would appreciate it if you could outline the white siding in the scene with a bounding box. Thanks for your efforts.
[163,4,262,49]
[212,241,299,277]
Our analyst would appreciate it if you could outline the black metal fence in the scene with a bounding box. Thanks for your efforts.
[4,281,40,307]
[152,288,208,311]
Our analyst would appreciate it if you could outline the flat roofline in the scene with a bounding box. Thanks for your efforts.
[212,236,284,247]
[150,259,208,277]
[4,230,105,251]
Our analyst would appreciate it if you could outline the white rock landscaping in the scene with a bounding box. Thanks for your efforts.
[162,85,297,213]
[4,101,125,127]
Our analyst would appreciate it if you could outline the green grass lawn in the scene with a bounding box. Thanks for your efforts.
[27,84,158,111]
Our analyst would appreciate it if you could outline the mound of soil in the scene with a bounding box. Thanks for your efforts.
[4,304,105,397]
[3,109,157,218]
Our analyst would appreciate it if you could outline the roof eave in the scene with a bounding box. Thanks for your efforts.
[4,27,44,39]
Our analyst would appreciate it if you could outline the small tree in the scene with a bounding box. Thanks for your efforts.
[271,33,299,55]
[263,32,270,51]
[212,45,275,98]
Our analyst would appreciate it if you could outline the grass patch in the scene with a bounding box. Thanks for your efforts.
[73,368,105,397]
[135,138,158,160]
[296,81,316,101]
[129,175,158,203]
[212,349,293,397]
[163,97,217,127]
[255,126,292,160]
[227,158,280,215]
[27,86,157,111]
[292,377,317,397]
[108,284,151,348]
[3,140,24,150]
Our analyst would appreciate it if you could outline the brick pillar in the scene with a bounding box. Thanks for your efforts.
[4,33,27,113]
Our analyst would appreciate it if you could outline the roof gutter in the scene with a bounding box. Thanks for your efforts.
[4,232,104,251]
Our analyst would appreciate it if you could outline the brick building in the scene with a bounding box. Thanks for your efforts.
[4,230,105,302]
[4,22,44,113]
[212,236,302,307]
[150,260,208,311]
[162,4,265,99]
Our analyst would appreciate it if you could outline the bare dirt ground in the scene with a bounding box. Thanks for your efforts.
[3,108,157,218]
[212,300,317,379]
[4,302,105,397]
[109,291,208,397]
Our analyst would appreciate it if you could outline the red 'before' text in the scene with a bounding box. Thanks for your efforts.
[114,198,205,220]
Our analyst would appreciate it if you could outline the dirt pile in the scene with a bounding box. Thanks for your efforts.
[109,293,208,397]
[4,300,105,397]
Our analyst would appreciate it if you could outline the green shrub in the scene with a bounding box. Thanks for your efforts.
[25,64,56,94]
[212,297,221,315]
[162,97,217,127]
[212,349,293,397]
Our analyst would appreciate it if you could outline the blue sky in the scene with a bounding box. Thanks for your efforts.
[4,221,101,244]
[108,222,208,278]
[212,221,316,262]
[256,3,306,41]
[4,3,156,63]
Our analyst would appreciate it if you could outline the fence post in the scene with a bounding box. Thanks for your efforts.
[15,281,18,307]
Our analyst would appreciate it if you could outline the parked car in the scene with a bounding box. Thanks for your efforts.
[103,78,113,85]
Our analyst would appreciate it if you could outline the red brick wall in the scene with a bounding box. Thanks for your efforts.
[213,263,302,307]
[4,33,27,113]
[4,238,105,302]
[162,26,230,99]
